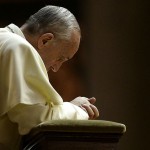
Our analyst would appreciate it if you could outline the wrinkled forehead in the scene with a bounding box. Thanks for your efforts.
[69,30,81,51]
[60,31,80,59]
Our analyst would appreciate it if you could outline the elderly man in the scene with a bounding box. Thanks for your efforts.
[0,5,99,150]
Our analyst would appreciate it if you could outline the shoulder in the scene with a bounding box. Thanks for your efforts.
[1,32,36,57]
[3,32,31,49]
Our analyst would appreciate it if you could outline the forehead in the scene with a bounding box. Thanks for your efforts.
[61,30,81,57]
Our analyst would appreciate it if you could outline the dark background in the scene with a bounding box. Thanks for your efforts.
[0,0,149,149]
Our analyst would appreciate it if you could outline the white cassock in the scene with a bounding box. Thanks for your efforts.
[0,24,88,150]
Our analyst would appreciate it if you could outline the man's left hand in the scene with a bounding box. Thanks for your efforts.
[70,97,99,119]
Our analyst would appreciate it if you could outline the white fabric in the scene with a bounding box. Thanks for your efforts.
[0,24,88,150]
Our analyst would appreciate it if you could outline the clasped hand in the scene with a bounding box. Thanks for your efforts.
[70,97,99,119]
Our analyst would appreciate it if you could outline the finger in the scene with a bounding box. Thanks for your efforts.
[88,97,96,104]
[81,104,95,119]
[79,105,88,113]
[90,104,99,119]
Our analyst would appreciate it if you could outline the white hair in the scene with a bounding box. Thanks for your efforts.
[25,5,81,40]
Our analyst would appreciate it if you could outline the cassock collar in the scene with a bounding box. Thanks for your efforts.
[6,23,26,39]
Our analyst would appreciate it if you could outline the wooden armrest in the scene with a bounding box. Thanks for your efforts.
[21,120,126,150]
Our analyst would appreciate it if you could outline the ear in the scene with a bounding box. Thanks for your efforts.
[37,33,54,49]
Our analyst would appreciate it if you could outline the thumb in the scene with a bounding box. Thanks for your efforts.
[88,97,96,104]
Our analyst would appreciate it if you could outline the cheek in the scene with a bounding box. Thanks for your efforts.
[46,59,55,67]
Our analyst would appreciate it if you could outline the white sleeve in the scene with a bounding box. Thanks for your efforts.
[7,102,88,135]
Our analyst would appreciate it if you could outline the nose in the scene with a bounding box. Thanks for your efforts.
[51,63,62,72]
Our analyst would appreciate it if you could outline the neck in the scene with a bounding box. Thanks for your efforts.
[20,24,38,50]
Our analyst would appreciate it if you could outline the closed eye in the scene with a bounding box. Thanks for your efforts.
[57,56,69,62]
